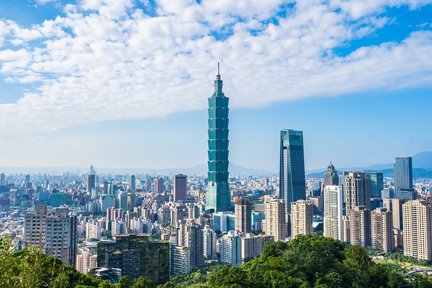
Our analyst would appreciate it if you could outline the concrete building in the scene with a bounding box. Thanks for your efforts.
[99,194,115,212]
[219,230,242,266]
[154,178,163,194]
[324,162,339,187]
[323,185,343,241]
[345,172,371,211]
[234,198,252,233]
[290,200,313,239]
[203,225,217,259]
[86,219,101,240]
[402,200,432,260]
[371,207,394,253]
[24,204,77,266]
[241,233,274,263]
[76,243,98,273]
[348,206,371,248]
[171,246,191,275]
[383,198,405,230]
[264,196,287,241]
[174,174,187,202]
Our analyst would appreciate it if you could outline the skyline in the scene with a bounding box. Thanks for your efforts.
[0,1,432,171]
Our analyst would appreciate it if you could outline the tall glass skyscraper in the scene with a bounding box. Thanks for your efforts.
[206,65,230,212]
[279,129,306,214]
[394,157,414,200]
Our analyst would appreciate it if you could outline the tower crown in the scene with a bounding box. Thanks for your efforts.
[214,62,223,94]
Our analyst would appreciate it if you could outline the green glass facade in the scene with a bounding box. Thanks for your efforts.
[97,234,169,284]
[206,69,231,212]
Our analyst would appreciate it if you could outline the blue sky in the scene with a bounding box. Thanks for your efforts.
[0,0,431,172]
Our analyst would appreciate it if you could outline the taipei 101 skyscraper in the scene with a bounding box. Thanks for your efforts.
[206,63,231,212]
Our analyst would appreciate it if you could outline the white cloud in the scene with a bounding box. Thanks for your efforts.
[0,0,431,133]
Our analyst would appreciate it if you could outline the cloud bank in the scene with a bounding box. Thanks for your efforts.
[0,0,431,132]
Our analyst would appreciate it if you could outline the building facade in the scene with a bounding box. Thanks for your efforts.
[279,129,306,215]
[394,157,414,200]
[234,198,252,233]
[24,204,77,266]
[324,162,339,187]
[97,234,169,284]
[206,66,231,212]
[348,206,371,248]
[219,230,242,266]
[290,200,313,239]
[366,172,384,199]
[264,196,287,241]
[383,198,405,230]
[344,172,371,211]
[174,174,187,202]
[323,185,343,241]
[402,200,432,260]
[371,207,394,253]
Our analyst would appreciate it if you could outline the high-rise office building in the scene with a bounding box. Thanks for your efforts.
[348,206,371,248]
[0,173,5,186]
[25,204,77,266]
[394,157,414,200]
[234,198,252,233]
[0,172,5,192]
[371,207,394,253]
[206,64,231,212]
[290,200,313,239]
[323,185,343,241]
[344,172,371,211]
[366,172,384,198]
[263,196,287,241]
[97,234,169,283]
[383,198,405,230]
[324,162,339,187]
[153,177,163,194]
[174,174,187,202]
[117,190,128,211]
[86,165,96,193]
[279,129,306,215]
[402,200,432,260]
[129,175,136,192]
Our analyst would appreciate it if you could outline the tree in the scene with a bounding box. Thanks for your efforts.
[132,276,154,288]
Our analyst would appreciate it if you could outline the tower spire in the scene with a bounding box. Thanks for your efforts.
[217,62,220,76]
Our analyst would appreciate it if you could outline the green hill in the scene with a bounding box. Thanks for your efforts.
[2,235,432,288]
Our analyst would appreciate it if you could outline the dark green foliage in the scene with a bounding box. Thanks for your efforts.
[2,235,432,288]
[156,235,432,288]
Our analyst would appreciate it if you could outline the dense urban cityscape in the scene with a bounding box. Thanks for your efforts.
[1,69,432,287]
[1,0,432,287]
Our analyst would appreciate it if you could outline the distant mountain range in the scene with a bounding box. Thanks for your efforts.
[1,151,430,178]
[306,151,432,179]
[0,163,275,177]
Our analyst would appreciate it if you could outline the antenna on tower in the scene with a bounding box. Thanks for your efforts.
[217,62,220,76]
